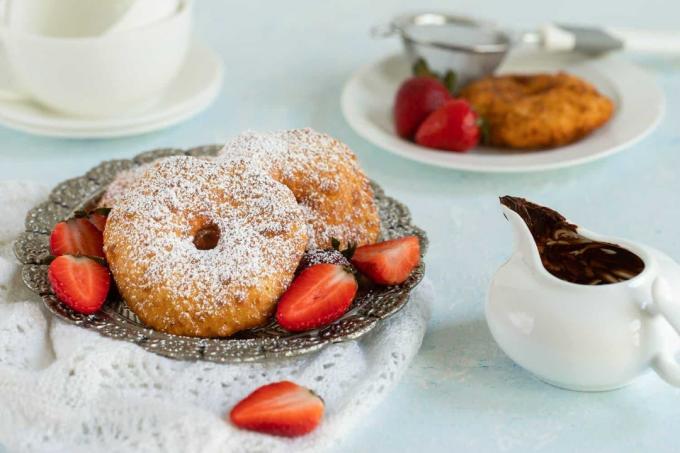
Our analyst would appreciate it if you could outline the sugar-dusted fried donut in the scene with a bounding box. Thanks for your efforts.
[459,72,614,149]
[217,128,381,249]
[103,156,308,337]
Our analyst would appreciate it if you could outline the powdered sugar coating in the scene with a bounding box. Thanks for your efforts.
[99,155,214,208]
[216,128,381,249]
[103,156,308,337]
[298,249,351,271]
[98,164,151,208]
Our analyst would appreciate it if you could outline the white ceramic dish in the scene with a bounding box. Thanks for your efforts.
[104,0,180,35]
[0,41,223,138]
[0,0,193,117]
[341,50,664,173]
[487,205,680,391]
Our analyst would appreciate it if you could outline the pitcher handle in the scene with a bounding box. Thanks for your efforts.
[650,277,680,386]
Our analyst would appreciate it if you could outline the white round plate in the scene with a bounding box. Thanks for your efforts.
[341,51,664,173]
[0,41,223,138]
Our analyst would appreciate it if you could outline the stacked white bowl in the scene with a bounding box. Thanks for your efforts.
[0,0,192,117]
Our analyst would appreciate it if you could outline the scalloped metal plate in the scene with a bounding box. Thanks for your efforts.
[16,146,428,362]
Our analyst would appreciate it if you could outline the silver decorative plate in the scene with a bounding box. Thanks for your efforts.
[14,146,428,362]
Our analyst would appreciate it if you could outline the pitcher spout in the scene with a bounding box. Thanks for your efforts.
[500,204,544,269]
[499,196,647,286]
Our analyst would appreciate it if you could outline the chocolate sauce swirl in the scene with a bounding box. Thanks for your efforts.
[500,196,644,285]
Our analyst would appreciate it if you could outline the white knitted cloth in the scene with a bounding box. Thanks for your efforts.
[0,181,432,453]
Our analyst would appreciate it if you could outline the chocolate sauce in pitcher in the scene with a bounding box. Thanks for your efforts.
[500,196,644,285]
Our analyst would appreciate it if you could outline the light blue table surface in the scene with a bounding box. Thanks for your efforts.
[2,0,680,451]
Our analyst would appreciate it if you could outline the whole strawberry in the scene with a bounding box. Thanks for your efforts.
[415,99,480,152]
[394,76,451,139]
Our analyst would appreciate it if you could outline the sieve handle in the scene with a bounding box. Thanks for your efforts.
[540,23,680,55]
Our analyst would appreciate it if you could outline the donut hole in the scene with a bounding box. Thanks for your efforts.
[193,223,221,250]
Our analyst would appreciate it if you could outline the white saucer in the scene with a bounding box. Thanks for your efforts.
[0,41,223,138]
[341,51,664,173]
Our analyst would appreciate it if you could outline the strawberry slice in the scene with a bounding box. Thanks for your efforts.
[87,208,110,232]
[351,236,421,285]
[276,263,357,332]
[49,217,105,258]
[88,213,107,232]
[48,255,111,314]
[230,381,324,437]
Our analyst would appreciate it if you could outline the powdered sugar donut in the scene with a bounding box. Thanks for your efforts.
[217,128,381,249]
[103,156,308,337]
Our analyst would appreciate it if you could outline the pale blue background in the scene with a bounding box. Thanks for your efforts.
[1,0,680,451]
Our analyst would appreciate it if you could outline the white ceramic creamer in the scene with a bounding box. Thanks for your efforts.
[487,204,680,391]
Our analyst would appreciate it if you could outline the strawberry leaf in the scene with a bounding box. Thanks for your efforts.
[342,242,357,260]
[476,116,491,145]
[412,58,457,95]
[412,58,438,79]
[85,256,109,267]
[442,70,457,95]
[91,207,112,216]
[330,237,356,259]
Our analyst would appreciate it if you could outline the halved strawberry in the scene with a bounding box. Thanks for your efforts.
[48,255,110,314]
[87,208,110,232]
[230,381,324,437]
[49,217,104,258]
[415,99,479,152]
[351,236,421,285]
[276,263,357,332]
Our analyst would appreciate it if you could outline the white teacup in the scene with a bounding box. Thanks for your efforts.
[0,0,192,117]
[4,0,179,37]
[487,206,680,391]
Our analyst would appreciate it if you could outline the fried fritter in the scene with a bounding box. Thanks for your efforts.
[459,73,614,150]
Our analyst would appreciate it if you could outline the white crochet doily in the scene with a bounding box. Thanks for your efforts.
[0,181,432,453]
